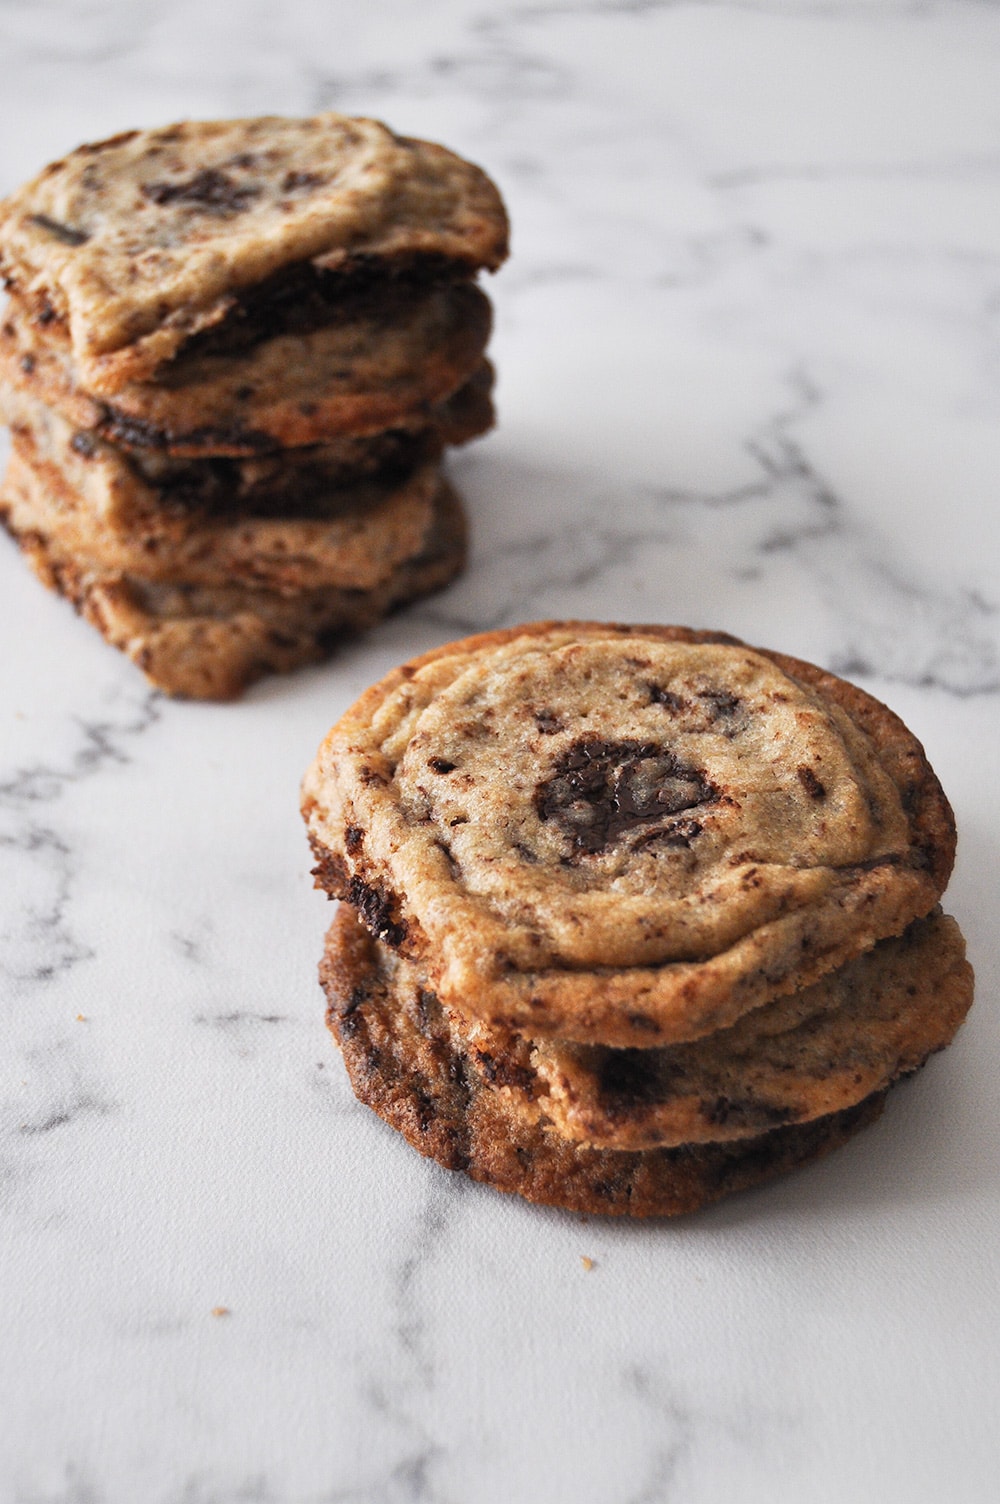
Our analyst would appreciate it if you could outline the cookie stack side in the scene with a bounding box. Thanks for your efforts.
[302,621,973,1217]
[0,115,508,696]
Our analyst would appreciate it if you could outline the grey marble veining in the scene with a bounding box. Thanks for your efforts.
[1,2,999,1501]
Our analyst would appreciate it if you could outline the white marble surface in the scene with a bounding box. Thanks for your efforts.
[2,2,999,1500]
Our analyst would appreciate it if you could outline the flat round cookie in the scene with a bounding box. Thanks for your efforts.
[320,907,971,1152]
[0,114,508,391]
[3,476,467,699]
[3,428,450,593]
[0,365,493,496]
[1,281,492,453]
[320,908,890,1218]
[474,913,971,1149]
[303,622,956,1046]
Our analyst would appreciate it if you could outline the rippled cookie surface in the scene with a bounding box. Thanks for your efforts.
[303,622,956,1045]
[0,114,508,391]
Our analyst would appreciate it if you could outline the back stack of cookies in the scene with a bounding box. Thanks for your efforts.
[0,115,507,698]
[302,621,973,1217]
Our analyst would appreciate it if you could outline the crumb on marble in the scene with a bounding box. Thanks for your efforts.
[580,1256,595,1272]
[211,1306,231,1318]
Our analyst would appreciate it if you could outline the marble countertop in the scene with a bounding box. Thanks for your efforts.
[2,3,998,1500]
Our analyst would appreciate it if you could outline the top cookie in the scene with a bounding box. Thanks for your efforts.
[0,114,508,394]
[302,622,956,1048]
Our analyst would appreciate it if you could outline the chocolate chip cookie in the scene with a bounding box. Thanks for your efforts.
[1,114,507,694]
[0,280,492,453]
[3,414,450,592]
[11,475,466,701]
[0,114,507,392]
[303,621,956,1048]
[304,622,971,1215]
[320,906,900,1218]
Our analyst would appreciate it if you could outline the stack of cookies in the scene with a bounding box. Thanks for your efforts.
[0,114,507,698]
[302,621,973,1217]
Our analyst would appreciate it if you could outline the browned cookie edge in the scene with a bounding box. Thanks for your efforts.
[320,908,891,1218]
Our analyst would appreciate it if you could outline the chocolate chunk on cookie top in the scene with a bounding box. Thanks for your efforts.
[0,114,508,393]
[302,622,956,1047]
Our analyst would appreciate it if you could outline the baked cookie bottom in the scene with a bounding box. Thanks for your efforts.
[318,908,919,1218]
[3,478,467,699]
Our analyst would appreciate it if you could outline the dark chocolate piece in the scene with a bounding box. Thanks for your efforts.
[535,737,718,856]
[141,168,263,215]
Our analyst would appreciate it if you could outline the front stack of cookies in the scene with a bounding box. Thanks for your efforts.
[0,114,507,698]
[302,621,973,1217]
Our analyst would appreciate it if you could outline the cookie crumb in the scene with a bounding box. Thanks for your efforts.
[75,1013,87,1022]
[580,1256,595,1272]
[211,1306,231,1318]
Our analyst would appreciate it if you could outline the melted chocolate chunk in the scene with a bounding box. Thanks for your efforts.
[309,841,349,897]
[414,988,438,1031]
[123,432,430,519]
[699,688,741,720]
[797,765,827,800]
[174,253,471,364]
[631,817,704,852]
[28,213,90,246]
[281,169,328,192]
[346,875,408,948]
[413,1084,436,1132]
[141,168,263,214]
[336,984,369,1041]
[647,684,687,712]
[703,1095,796,1130]
[535,738,718,856]
[598,1049,677,1110]
[98,406,275,455]
[534,708,564,734]
[446,1051,473,1106]
[427,756,456,774]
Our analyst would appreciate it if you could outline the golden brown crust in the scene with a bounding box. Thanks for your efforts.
[302,621,957,1047]
[320,908,891,1218]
